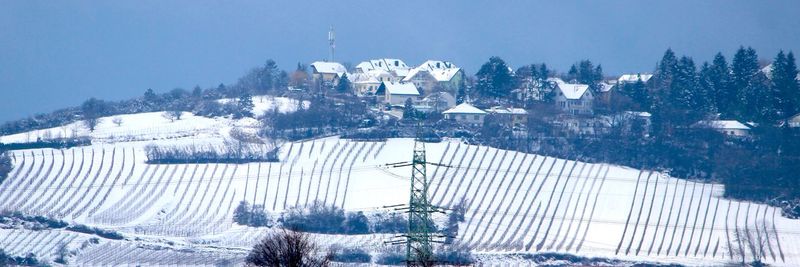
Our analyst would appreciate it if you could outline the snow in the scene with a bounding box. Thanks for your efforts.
[443,103,487,115]
[556,83,591,100]
[618,73,654,83]
[695,120,751,130]
[1,112,800,265]
[310,61,346,75]
[383,81,420,96]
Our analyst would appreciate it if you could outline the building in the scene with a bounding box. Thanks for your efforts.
[378,81,420,106]
[693,120,751,137]
[402,60,464,96]
[485,106,528,127]
[617,73,653,84]
[786,113,800,128]
[415,92,456,113]
[348,70,396,96]
[442,103,487,125]
[355,58,411,79]
[553,82,594,115]
[310,61,347,86]
[513,77,562,102]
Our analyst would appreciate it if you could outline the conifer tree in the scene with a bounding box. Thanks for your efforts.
[772,51,800,118]
[708,53,733,117]
[731,46,761,120]
[475,57,513,98]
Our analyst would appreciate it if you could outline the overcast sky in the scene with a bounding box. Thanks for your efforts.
[2,1,799,122]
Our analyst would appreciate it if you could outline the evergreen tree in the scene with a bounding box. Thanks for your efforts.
[456,83,467,105]
[648,49,680,135]
[236,93,255,118]
[708,53,733,117]
[336,73,352,94]
[403,98,417,120]
[259,59,280,93]
[731,46,761,120]
[566,60,603,92]
[772,51,800,118]
[698,62,718,114]
[475,56,513,98]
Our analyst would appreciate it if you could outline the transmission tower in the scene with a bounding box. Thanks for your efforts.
[406,140,435,266]
[384,138,449,266]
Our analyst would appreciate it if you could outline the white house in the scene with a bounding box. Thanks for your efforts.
[617,73,653,84]
[378,81,420,106]
[693,120,751,136]
[553,82,594,115]
[355,58,411,79]
[310,61,347,85]
[401,60,464,96]
[348,70,395,96]
[443,103,487,125]
[415,92,456,113]
[786,113,800,128]
[485,106,528,126]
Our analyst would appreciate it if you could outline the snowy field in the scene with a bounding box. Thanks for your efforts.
[1,109,799,265]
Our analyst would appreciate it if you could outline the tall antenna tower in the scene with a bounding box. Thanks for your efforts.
[328,26,335,62]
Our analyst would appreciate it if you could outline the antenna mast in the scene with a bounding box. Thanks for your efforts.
[328,26,335,62]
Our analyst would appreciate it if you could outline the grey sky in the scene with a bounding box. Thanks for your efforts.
[2,1,799,122]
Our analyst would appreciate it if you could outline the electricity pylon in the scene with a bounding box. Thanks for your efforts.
[406,140,435,266]
[384,138,449,266]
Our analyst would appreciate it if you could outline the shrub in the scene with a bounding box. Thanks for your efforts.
[144,141,278,164]
[233,201,273,227]
[343,212,369,234]
[0,137,91,151]
[246,229,331,267]
[330,247,371,263]
[370,212,406,234]
[436,244,474,266]
[281,201,346,234]
[0,151,11,184]
[374,251,405,265]
[0,250,42,266]
[66,224,124,240]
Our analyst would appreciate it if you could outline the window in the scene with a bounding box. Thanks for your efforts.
[474,115,480,120]
[460,115,466,120]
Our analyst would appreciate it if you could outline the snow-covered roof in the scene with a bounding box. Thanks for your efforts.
[382,82,419,96]
[548,77,566,84]
[348,73,380,84]
[694,120,750,130]
[485,106,527,115]
[402,68,461,82]
[618,73,653,83]
[556,83,591,100]
[416,60,457,71]
[310,61,347,75]
[356,59,410,73]
[443,103,487,115]
[624,111,651,117]
[599,82,615,93]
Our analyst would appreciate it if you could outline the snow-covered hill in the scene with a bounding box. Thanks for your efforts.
[0,108,798,266]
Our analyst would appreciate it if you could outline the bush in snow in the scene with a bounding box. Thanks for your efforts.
[233,201,273,227]
[0,250,41,266]
[435,244,474,266]
[280,201,346,234]
[329,246,371,263]
[370,212,406,234]
[144,141,278,164]
[443,197,468,244]
[0,151,10,183]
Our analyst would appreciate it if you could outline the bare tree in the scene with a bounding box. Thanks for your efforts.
[732,221,772,267]
[112,117,123,127]
[84,117,101,132]
[246,229,331,267]
[162,110,183,122]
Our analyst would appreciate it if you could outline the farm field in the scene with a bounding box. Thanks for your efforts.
[0,112,799,265]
